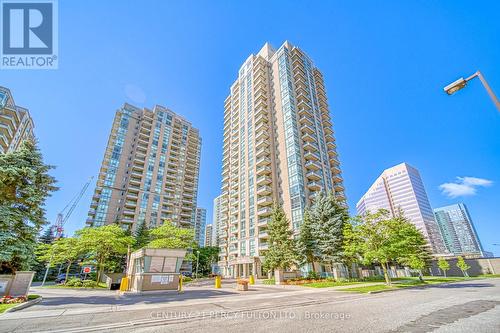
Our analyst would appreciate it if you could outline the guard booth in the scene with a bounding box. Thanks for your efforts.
[126,248,186,292]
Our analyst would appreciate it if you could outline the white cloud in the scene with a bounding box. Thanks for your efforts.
[439,176,493,198]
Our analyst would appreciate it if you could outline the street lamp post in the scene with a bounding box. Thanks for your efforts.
[444,70,500,112]
[195,250,200,280]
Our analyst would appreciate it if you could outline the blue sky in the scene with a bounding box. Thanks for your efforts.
[2,1,499,255]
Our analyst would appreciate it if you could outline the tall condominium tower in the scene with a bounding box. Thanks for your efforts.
[87,103,202,231]
[205,224,213,247]
[356,162,446,254]
[218,41,345,278]
[0,87,35,154]
[212,194,223,247]
[434,203,484,257]
[194,207,206,246]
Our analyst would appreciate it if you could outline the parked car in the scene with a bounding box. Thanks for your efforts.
[55,273,82,284]
[180,271,192,278]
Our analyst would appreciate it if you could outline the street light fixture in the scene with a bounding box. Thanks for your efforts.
[444,70,500,112]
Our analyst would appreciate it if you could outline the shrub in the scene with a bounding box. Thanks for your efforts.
[263,278,275,285]
[66,278,83,287]
[182,276,192,282]
[82,280,98,288]
[306,271,320,280]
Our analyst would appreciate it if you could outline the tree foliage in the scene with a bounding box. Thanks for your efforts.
[133,221,151,250]
[147,220,195,249]
[76,224,134,283]
[0,141,58,272]
[348,209,430,285]
[309,192,348,269]
[456,256,470,277]
[296,210,319,271]
[37,237,81,283]
[263,204,296,272]
[193,246,219,276]
[438,257,450,277]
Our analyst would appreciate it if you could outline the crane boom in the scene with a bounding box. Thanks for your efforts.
[53,176,94,238]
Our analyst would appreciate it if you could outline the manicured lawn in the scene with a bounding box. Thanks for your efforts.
[302,281,367,288]
[0,295,40,314]
[42,283,107,289]
[0,303,17,314]
[343,285,394,293]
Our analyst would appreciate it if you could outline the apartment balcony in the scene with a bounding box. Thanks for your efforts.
[325,133,334,142]
[255,121,269,135]
[306,170,322,181]
[257,185,272,195]
[333,174,343,183]
[129,177,141,186]
[90,200,98,208]
[307,181,321,191]
[327,141,337,150]
[301,122,315,135]
[255,97,267,110]
[298,107,313,118]
[255,137,268,150]
[121,218,134,225]
[328,149,338,158]
[256,156,271,167]
[304,160,321,170]
[220,204,229,213]
[229,247,238,255]
[254,113,268,126]
[254,104,267,117]
[303,142,317,152]
[302,132,315,142]
[304,151,320,161]
[259,242,269,250]
[299,115,313,126]
[256,165,271,175]
[258,230,269,239]
[122,209,135,216]
[257,195,273,206]
[334,183,344,192]
[255,128,269,141]
[256,175,272,186]
[126,192,139,200]
[124,200,137,208]
[128,185,140,192]
[258,217,270,226]
[255,147,270,159]
[257,206,272,216]
[331,165,341,175]
[230,207,238,215]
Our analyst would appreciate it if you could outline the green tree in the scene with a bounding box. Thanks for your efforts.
[456,256,470,277]
[38,227,55,244]
[263,204,296,273]
[0,141,58,272]
[147,220,195,249]
[37,237,81,283]
[349,209,430,285]
[133,221,151,250]
[193,246,219,276]
[309,192,348,273]
[76,225,134,283]
[341,220,363,278]
[438,257,450,277]
[296,210,319,272]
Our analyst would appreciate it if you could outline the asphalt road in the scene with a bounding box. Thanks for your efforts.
[1,278,500,333]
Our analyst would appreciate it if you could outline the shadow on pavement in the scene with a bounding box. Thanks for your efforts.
[35,289,239,307]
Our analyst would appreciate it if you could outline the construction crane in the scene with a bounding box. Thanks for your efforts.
[52,176,94,239]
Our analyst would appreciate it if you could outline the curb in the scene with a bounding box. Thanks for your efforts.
[4,296,42,313]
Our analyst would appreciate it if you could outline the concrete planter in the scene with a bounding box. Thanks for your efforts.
[4,296,42,313]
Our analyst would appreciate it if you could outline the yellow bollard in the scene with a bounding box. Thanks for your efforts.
[178,274,184,293]
[249,275,255,285]
[215,275,221,288]
[119,277,129,292]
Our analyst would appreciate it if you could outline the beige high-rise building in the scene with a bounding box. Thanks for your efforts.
[0,87,35,154]
[204,224,213,247]
[87,103,201,231]
[356,162,447,254]
[218,41,345,278]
